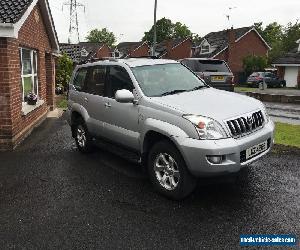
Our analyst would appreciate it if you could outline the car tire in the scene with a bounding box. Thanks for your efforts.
[74,118,94,153]
[147,140,197,200]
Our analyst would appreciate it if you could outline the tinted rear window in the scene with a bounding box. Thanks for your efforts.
[185,60,230,73]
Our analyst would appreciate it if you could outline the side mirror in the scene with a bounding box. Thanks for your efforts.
[115,89,135,103]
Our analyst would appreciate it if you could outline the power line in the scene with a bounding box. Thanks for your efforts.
[62,0,85,43]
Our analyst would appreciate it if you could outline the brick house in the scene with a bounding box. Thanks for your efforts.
[273,39,300,88]
[0,0,59,151]
[156,38,193,60]
[114,41,150,58]
[192,27,271,83]
[60,42,111,64]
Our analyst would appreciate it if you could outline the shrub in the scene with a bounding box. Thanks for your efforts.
[243,55,268,76]
[56,53,73,91]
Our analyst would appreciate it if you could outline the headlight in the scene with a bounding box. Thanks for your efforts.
[183,115,228,140]
[261,104,270,123]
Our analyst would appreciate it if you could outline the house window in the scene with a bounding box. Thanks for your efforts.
[20,48,38,101]
[201,45,210,54]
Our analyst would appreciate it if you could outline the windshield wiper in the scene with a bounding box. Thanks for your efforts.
[189,85,207,91]
[161,89,187,96]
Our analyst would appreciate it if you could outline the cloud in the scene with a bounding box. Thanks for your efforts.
[49,0,299,43]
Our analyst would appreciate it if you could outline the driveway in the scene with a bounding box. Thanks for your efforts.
[0,116,299,249]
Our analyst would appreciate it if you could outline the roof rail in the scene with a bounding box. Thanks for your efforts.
[126,56,159,59]
[78,57,118,65]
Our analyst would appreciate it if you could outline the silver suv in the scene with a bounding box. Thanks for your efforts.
[66,58,275,199]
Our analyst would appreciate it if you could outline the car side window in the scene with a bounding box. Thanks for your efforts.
[73,68,88,91]
[106,66,134,98]
[86,66,106,96]
[182,60,194,71]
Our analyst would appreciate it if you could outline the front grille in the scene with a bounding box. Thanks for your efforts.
[226,110,264,138]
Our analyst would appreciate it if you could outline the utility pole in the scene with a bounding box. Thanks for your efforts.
[152,0,158,56]
[63,0,85,44]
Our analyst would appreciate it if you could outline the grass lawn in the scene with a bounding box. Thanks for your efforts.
[56,95,68,110]
[275,122,300,148]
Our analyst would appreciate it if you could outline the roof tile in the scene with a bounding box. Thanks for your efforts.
[0,0,33,23]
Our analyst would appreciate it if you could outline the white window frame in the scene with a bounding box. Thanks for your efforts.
[201,45,210,54]
[20,48,38,102]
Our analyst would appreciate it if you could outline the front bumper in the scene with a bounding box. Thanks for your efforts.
[174,120,275,177]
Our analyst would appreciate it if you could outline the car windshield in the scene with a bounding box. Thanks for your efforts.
[131,63,206,97]
[250,72,260,77]
[192,60,230,72]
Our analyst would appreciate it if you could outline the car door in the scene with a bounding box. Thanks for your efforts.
[69,67,88,110]
[101,65,140,151]
[262,72,269,85]
[83,65,107,137]
[271,73,280,86]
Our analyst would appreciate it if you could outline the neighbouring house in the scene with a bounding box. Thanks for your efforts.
[155,38,192,60]
[113,41,150,58]
[0,0,59,151]
[60,42,111,64]
[272,39,300,88]
[192,27,271,83]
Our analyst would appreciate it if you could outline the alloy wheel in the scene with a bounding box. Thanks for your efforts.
[76,125,86,148]
[154,153,180,191]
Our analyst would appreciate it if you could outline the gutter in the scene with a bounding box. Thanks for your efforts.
[0,23,14,27]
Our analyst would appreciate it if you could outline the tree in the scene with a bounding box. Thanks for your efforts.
[56,53,73,90]
[143,18,174,44]
[142,17,195,44]
[192,34,202,45]
[86,28,116,47]
[243,55,267,76]
[254,21,300,64]
[282,22,300,52]
[173,22,192,39]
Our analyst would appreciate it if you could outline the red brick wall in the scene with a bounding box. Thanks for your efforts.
[0,38,14,150]
[0,4,55,151]
[277,66,285,79]
[215,30,269,83]
[163,39,192,60]
[96,45,111,58]
[130,44,150,57]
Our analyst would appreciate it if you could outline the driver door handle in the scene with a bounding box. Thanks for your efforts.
[104,102,111,108]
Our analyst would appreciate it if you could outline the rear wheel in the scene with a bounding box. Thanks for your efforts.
[74,118,94,153]
[147,140,197,200]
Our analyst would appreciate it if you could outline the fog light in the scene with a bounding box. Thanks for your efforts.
[207,155,223,164]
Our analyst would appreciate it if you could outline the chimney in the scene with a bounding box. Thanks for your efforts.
[166,39,173,57]
[227,27,235,66]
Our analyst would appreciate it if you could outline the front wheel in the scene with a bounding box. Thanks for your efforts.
[74,119,94,153]
[147,140,197,200]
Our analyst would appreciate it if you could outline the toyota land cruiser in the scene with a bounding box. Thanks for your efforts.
[66,58,275,200]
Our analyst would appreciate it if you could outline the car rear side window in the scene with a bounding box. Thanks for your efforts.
[73,68,88,91]
[106,66,134,98]
[181,60,195,71]
[194,60,230,72]
[85,66,106,96]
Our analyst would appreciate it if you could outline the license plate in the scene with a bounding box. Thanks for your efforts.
[211,76,225,81]
[246,141,268,160]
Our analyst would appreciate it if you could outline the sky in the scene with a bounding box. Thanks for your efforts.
[49,0,300,44]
